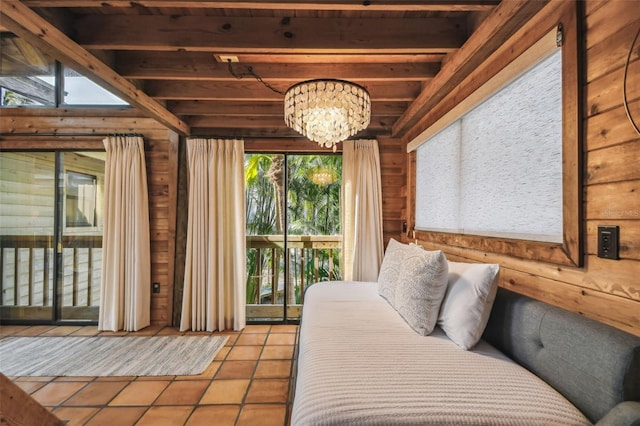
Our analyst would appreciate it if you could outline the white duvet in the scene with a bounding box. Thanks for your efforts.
[291,281,591,426]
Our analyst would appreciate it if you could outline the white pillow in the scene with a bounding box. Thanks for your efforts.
[438,261,500,350]
[394,247,449,336]
[377,238,411,306]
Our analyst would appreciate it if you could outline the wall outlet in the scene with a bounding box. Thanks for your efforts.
[597,226,619,260]
[152,282,161,293]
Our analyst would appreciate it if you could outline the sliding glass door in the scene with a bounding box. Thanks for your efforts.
[245,153,342,322]
[0,151,105,323]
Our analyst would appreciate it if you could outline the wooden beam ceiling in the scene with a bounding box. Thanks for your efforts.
[0,0,190,135]
[21,1,500,12]
[71,15,467,53]
[0,0,523,140]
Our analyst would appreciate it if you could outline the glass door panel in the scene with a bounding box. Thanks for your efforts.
[0,152,56,321]
[286,155,342,320]
[245,154,285,321]
[58,151,105,321]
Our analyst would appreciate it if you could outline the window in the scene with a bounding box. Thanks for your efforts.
[65,171,97,228]
[409,16,581,267]
[416,49,563,243]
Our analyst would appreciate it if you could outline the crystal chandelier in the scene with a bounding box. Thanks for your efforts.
[284,79,371,151]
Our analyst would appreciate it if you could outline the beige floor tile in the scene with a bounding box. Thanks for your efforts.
[236,333,267,346]
[245,379,289,403]
[156,327,184,336]
[40,326,82,336]
[176,361,221,380]
[64,381,128,406]
[266,333,296,346]
[0,325,29,336]
[254,360,292,379]
[109,381,170,406]
[128,325,165,336]
[70,326,100,337]
[95,376,136,382]
[137,375,177,381]
[260,345,294,360]
[14,325,56,336]
[14,376,56,382]
[186,405,240,426]
[243,324,271,333]
[199,379,250,404]
[31,381,87,406]
[84,407,146,426]
[236,404,287,426]
[135,406,193,425]
[55,376,95,382]
[154,380,209,405]
[98,330,129,336]
[214,346,231,361]
[215,360,257,379]
[53,407,100,426]
[227,345,262,361]
[14,380,47,394]
[270,324,298,334]
[219,332,240,346]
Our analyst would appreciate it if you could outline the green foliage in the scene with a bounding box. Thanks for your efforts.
[245,153,342,307]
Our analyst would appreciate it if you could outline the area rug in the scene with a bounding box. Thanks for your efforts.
[0,335,228,377]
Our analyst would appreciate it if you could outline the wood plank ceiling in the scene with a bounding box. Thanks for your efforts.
[1,1,507,141]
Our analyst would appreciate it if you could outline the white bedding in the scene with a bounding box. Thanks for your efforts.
[291,281,591,426]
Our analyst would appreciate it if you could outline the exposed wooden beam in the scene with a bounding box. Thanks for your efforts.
[72,15,466,53]
[22,1,499,12]
[190,127,389,139]
[168,100,409,117]
[115,52,440,81]
[392,0,550,138]
[187,115,396,130]
[0,0,190,135]
[233,54,447,64]
[148,80,422,101]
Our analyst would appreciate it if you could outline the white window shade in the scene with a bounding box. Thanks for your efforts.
[415,49,562,242]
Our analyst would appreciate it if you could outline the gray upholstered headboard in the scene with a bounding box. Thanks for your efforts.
[483,288,640,424]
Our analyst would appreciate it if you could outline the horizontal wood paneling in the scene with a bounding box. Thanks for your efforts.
[0,110,177,326]
[378,137,406,245]
[406,0,640,337]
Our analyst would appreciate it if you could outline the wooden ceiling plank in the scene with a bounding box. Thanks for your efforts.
[147,80,422,102]
[72,15,466,53]
[23,1,499,12]
[187,114,396,129]
[0,0,190,135]
[190,127,390,139]
[115,53,440,81]
[234,53,447,64]
[168,100,409,116]
[392,0,550,137]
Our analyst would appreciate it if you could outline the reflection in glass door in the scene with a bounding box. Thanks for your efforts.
[0,151,104,323]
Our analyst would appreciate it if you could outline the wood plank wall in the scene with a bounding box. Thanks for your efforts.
[0,110,178,326]
[378,137,407,245]
[405,0,640,337]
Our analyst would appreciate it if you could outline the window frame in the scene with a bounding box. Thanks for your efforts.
[406,2,581,267]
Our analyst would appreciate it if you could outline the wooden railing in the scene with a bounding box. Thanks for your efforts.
[0,235,102,314]
[246,234,341,319]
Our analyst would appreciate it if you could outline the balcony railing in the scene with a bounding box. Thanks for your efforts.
[0,234,102,320]
[246,234,342,319]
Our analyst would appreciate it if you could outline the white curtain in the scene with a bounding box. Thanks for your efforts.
[341,139,384,282]
[180,138,246,332]
[99,136,151,332]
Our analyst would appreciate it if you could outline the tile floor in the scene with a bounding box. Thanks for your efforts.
[1,323,298,426]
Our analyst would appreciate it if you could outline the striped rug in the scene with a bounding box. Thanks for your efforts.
[0,335,228,376]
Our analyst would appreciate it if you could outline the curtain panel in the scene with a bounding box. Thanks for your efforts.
[341,139,384,282]
[99,135,151,332]
[180,138,246,332]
